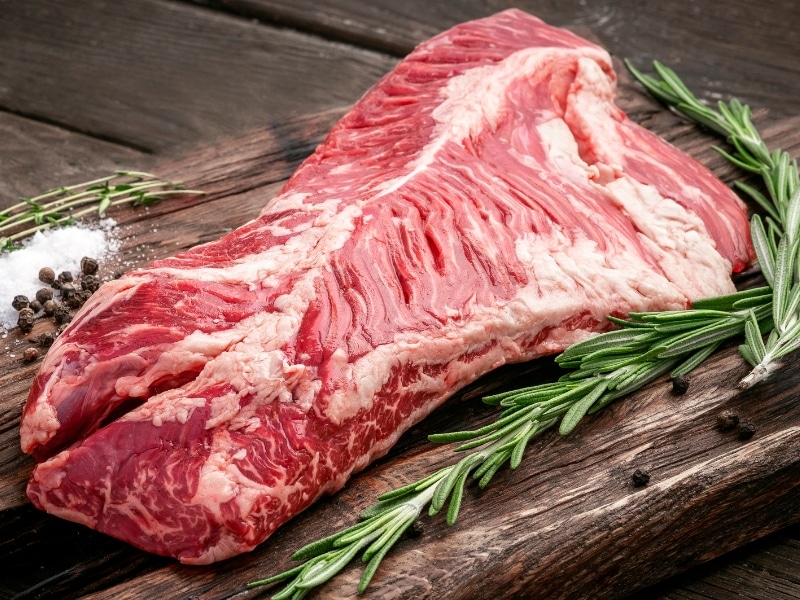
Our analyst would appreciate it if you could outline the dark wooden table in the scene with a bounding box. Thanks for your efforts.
[1,1,799,599]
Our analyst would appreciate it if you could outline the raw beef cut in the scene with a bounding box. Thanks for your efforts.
[21,9,751,564]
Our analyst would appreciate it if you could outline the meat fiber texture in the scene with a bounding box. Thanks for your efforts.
[21,9,751,564]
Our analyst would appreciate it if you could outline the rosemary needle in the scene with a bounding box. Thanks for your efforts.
[253,64,796,597]
[625,60,799,387]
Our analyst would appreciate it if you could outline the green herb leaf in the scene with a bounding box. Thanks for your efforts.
[559,381,608,435]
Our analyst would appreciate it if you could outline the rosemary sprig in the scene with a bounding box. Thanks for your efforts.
[249,417,558,599]
[253,291,772,598]
[254,65,797,596]
[625,60,800,387]
[0,170,204,251]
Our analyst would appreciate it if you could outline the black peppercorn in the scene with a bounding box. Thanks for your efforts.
[17,307,35,333]
[35,331,56,347]
[38,266,56,285]
[23,347,40,362]
[716,410,739,431]
[671,375,689,395]
[59,282,77,301]
[29,299,43,313]
[738,421,756,440]
[53,305,72,325]
[631,468,650,487]
[58,270,74,283]
[12,295,29,310]
[35,288,54,304]
[42,300,57,315]
[80,256,99,275]
[81,274,101,293]
[66,293,85,309]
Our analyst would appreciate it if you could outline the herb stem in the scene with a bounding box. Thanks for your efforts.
[1,171,204,251]
[4,174,120,212]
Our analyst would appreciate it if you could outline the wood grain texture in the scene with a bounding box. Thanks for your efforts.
[0,112,150,213]
[201,0,800,117]
[2,63,800,598]
[0,0,395,153]
[628,527,800,600]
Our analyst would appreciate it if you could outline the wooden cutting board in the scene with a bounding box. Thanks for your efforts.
[1,72,799,600]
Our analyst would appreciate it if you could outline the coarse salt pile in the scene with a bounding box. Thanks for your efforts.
[0,222,119,331]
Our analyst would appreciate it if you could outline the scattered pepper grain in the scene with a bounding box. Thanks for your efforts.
[53,305,72,325]
[738,421,756,440]
[631,468,651,487]
[12,295,29,311]
[35,288,53,304]
[716,410,740,431]
[59,282,77,301]
[81,274,101,293]
[38,266,56,285]
[671,375,689,395]
[42,300,56,316]
[35,331,56,347]
[17,307,35,333]
[80,256,99,275]
[65,292,85,309]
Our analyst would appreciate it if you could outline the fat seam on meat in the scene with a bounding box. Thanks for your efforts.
[20,9,752,564]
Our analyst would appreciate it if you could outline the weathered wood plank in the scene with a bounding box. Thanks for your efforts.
[0,504,169,600]
[2,71,800,598]
[627,528,800,599]
[0,111,150,212]
[201,0,800,117]
[742,540,800,586]
[0,0,395,153]
[650,556,800,600]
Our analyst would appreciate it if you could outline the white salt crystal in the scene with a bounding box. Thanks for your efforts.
[0,221,119,330]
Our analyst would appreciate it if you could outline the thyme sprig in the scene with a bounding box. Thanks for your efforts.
[0,171,203,251]
[253,64,797,597]
[625,60,800,387]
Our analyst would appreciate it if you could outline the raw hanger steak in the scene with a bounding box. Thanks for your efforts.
[21,9,751,564]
